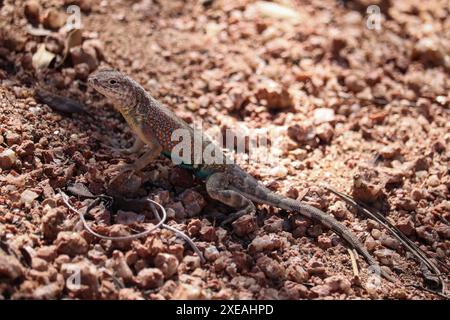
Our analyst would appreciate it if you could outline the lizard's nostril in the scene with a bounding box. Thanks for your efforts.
[88,77,97,85]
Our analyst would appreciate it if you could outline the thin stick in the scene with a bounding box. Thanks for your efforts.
[348,248,360,278]
[323,185,446,294]
[59,189,166,240]
[58,189,205,263]
[148,201,205,263]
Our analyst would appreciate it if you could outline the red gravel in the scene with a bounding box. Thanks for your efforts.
[0,0,448,299]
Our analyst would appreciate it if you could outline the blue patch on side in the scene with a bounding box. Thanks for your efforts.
[160,151,212,179]
[194,169,212,179]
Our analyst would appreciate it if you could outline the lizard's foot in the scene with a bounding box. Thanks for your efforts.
[221,208,255,226]
[206,172,256,227]
[101,144,144,155]
[101,137,146,155]
[107,163,137,184]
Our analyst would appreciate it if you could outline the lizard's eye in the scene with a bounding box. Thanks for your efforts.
[109,79,117,85]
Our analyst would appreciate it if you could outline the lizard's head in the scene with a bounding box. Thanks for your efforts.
[88,69,139,110]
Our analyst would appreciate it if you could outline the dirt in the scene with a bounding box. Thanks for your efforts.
[0,0,449,300]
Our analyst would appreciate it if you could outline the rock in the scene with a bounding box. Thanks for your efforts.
[395,198,417,211]
[17,140,35,157]
[256,256,285,279]
[324,275,352,294]
[412,37,448,68]
[395,217,415,236]
[380,235,400,250]
[41,207,66,240]
[331,35,347,56]
[287,123,314,144]
[0,250,24,281]
[373,248,397,266]
[169,167,194,188]
[55,231,89,256]
[313,108,335,124]
[306,259,327,276]
[166,201,186,219]
[248,235,282,253]
[318,235,332,249]
[379,145,401,159]
[136,268,164,289]
[232,214,257,236]
[0,149,17,169]
[269,165,288,178]
[328,201,348,220]
[164,244,182,262]
[371,229,381,239]
[280,281,310,299]
[416,226,439,244]
[182,255,201,271]
[172,283,204,299]
[33,282,63,299]
[204,245,220,261]
[364,235,378,251]
[20,189,39,207]
[118,288,143,300]
[70,46,98,71]
[315,122,334,143]
[109,251,133,284]
[427,175,440,188]
[352,174,385,204]
[5,132,21,145]
[136,236,165,258]
[199,225,217,242]
[154,253,179,278]
[255,79,294,110]
[107,171,142,196]
[42,9,66,30]
[286,262,309,283]
[249,1,302,21]
[36,245,58,262]
[24,0,41,25]
[180,189,206,217]
[31,257,48,271]
[74,62,90,81]
[115,210,145,225]
[263,215,284,233]
[82,39,104,60]
[310,284,330,297]
[187,219,202,237]
[435,224,450,239]
[345,74,365,93]
[410,188,425,201]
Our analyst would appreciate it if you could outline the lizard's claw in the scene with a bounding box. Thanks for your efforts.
[100,143,138,155]
[107,163,137,183]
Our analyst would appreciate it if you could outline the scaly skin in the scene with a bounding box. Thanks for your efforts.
[88,70,393,281]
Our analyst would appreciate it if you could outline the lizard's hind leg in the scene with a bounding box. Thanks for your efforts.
[206,172,256,225]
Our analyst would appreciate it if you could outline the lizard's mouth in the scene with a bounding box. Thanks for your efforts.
[87,75,99,86]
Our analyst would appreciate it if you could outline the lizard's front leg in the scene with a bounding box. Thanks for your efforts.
[101,136,146,155]
[110,134,162,180]
[122,136,145,154]
[206,172,256,225]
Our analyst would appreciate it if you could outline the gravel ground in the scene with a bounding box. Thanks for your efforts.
[0,0,449,299]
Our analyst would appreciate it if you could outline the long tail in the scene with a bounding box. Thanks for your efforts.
[240,187,394,281]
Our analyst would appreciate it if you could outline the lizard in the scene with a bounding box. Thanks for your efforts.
[87,69,394,281]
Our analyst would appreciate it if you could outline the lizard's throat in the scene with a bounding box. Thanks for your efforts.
[114,99,138,116]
